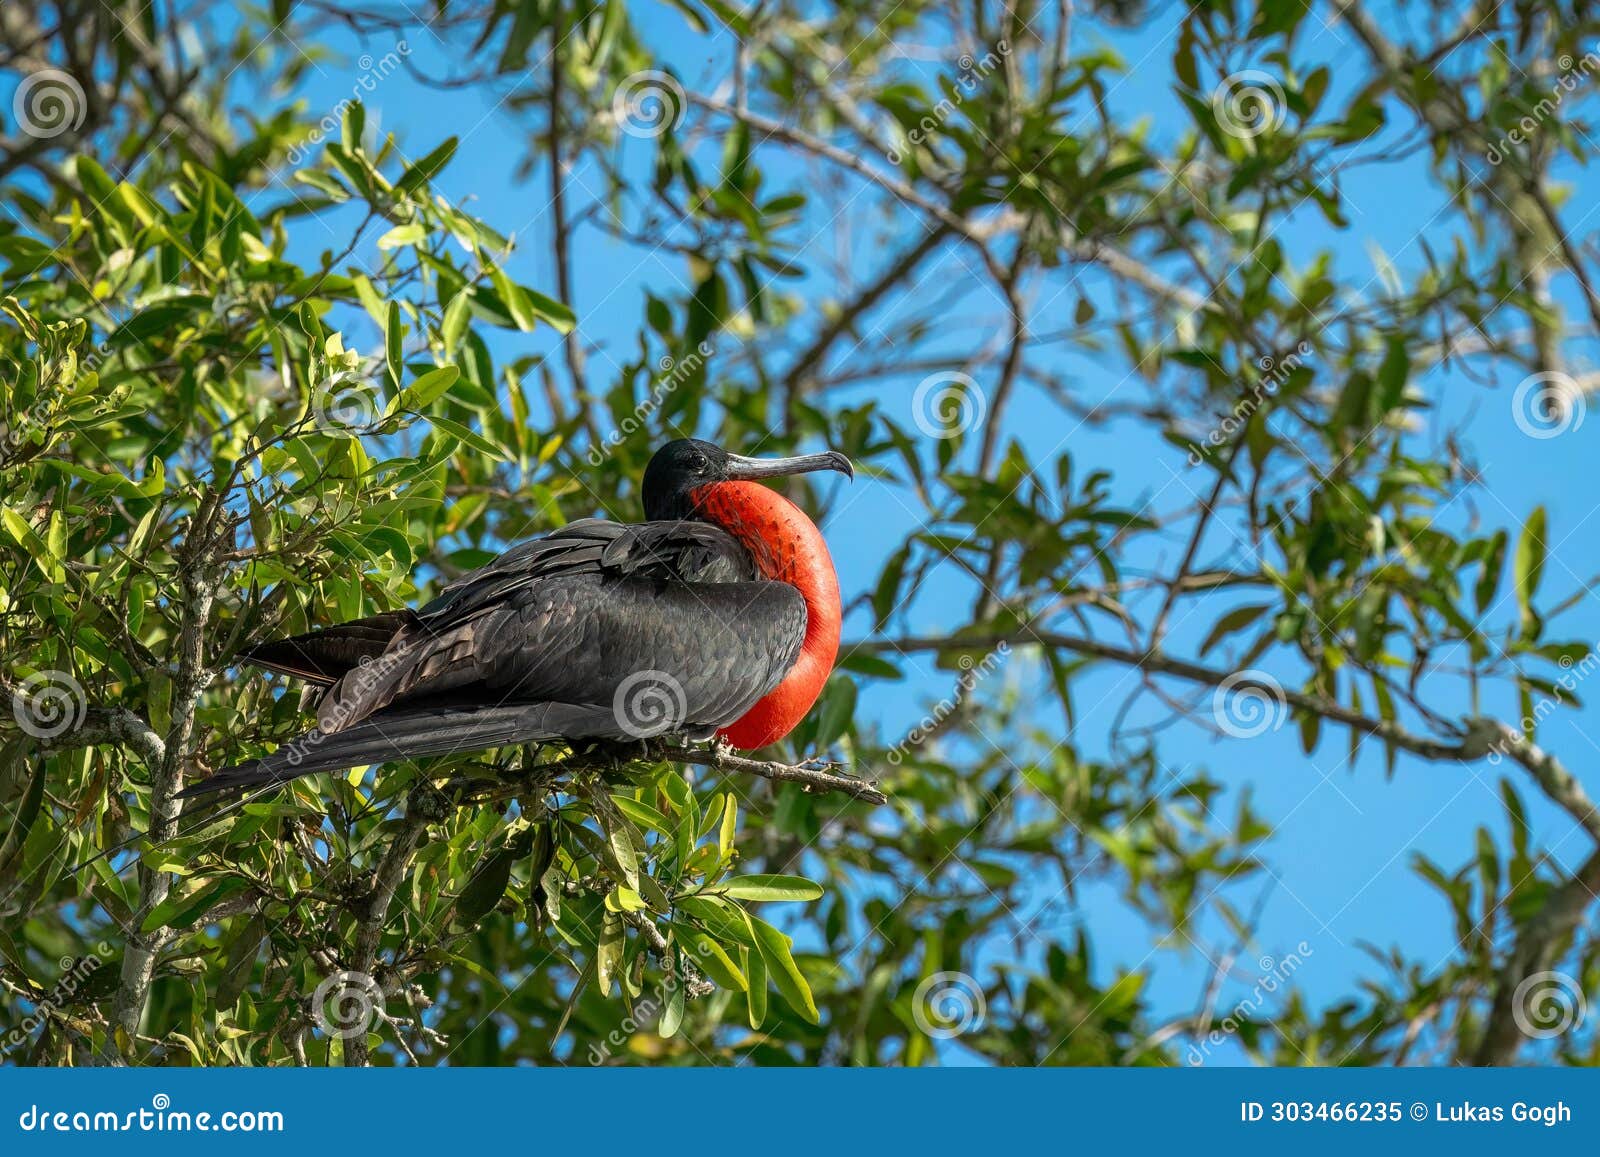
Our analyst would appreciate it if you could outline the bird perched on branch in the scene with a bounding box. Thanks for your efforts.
[182,439,852,797]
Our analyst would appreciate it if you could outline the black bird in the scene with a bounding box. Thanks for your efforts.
[182,440,852,796]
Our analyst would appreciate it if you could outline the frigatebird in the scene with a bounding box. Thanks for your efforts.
[181,439,852,797]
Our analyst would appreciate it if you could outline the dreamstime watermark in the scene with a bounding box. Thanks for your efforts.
[275,641,416,770]
[1512,970,1588,1040]
[612,670,688,739]
[1211,70,1287,139]
[1,336,115,460]
[612,71,686,139]
[1510,370,1585,439]
[912,370,987,440]
[2,943,115,1055]
[886,41,1011,164]
[10,670,88,740]
[1486,50,1600,165]
[310,969,384,1041]
[1186,942,1314,1065]
[12,70,87,140]
[584,940,718,1063]
[587,340,715,465]
[17,1094,284,1133]
[912,970,987,1039]
[284,42,411,165]
[1212,669,1288,739]
[886,643,1009,765]
[1486,641,1600,765]
[1186,342,1313,465]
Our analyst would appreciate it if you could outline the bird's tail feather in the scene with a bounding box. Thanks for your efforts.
[236,611,418,686]
[180,702,622,797]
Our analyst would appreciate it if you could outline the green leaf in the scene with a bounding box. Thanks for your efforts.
[139,877,250,933]
[613,795,672,835]
[747,915,819,1023]
[744,946,768,1028]
[685,930,746,992]
[659,963,686,1037]
[717,874,823,903]
[596,912,624,996]
[395,137,459,195]
[1199,603,1272,657]
[377,223,427,250]
[393,365,460,413]
[1515,506,1547,639]
[385,300,404,388]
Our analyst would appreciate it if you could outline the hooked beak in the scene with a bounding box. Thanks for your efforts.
[723,450,854,483]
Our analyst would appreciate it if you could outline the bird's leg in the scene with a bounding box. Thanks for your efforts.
[709,733,735,761]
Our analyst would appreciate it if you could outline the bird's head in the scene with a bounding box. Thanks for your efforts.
[642,438,853,521]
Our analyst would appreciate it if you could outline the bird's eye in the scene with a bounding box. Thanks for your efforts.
[687,452,708,471]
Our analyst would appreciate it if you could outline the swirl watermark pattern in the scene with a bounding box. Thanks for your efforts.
[1512,970,1586,1040]
[311,970,384,1041]
[312,366,384,437]
[1511,371,1585,439]
[1211,70,1286,139]
[612,71,686,139]
[1212,669,1287,738]
[912,970,986,1039]
[13,70,88,140]
[11,670,88,739]
[612,670,688,739]
[912,371,986,439]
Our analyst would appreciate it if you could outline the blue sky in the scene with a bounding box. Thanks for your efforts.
[23,1,1590,1061]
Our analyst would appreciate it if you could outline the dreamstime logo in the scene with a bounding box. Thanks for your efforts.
[612,670,688,739]
[912,971,986,1039]
[1486,51,1600,165]
[1512,970,1587,1040]
[2,943,115,1055]
[311,366,384,436]
[1212,669,1287,738]
[1511,371,1585,439]
[311,970,384,1041]
[612,71,686,139]
[585,938,719,1064]
[1187,342,1313,465]
[912,371,986,439]
[885,40,1011,164]
[1488,640,1600,765]
[886,643,1009,765]
[1186,941,1314,1066]
[1211,70,1286,139]
[587,340,715,465]
[284,42,411,165]
[11,670,87,739]
[12,70,87,140]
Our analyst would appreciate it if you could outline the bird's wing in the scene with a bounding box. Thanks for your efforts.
[238,519,755,686]
[316,569,805,734]
[191,578,807,794]
[415,518,756,627]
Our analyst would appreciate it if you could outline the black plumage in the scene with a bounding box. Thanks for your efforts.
[185,519,802,795]
[183,439,850,798]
